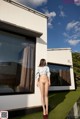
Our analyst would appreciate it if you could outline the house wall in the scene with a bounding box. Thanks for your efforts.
[47,48,75,90]
[0,0,47,110]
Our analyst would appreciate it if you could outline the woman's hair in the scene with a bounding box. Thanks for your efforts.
[39,59,47,67]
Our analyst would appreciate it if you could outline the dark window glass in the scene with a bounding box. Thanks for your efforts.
[48,63,71,86]
[0,31,35,95]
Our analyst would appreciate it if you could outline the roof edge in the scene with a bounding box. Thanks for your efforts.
[3,0,48,18]
[47,48,71,51]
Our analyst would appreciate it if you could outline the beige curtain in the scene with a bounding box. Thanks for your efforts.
[18,45,34,92]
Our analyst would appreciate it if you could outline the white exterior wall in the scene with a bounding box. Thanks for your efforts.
[0,0,47,110]
[47,48,75,90]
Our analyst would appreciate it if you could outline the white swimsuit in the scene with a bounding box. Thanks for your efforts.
[36,66,50,80]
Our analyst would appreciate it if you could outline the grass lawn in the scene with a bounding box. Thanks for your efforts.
[14,89,80,119]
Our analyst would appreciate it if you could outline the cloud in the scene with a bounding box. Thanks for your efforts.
[67,39,80,45]
[13,0,47,7]
[59,10,66,17]
[64,20,80,46]
[64,32,80,46]
[66,21,80,31]
[44,10,56,28]
[74,0,80,6]
[63,32,69,38]
[63,32,80,39]
[58,5,66,18]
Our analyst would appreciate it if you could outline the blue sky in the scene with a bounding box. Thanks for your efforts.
[14,0,80,52]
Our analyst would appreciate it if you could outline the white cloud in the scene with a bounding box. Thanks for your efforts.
[66,21,80,31]
[64,32,80,46]
[74,0,80,6]
[44,10,56,28]
[13,0,47,7]
[59,10,66,17]
[63,32,80,39]
[64,20,80,46]
[58,6,66,18]
[63,32,69,38]
[67,39,80,46]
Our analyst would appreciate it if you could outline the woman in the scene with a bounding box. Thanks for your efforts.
[36,59,51,119]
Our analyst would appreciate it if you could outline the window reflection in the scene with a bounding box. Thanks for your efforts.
[0,31,35,94]
[48,63,71,86]
[66,97,80,119]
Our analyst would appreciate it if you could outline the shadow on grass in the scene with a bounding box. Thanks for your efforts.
[48,91,70,113]
[11,91,70,119]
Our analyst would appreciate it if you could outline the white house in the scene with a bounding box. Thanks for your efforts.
[0,0,47,111]
[47,48,75,91]
[0,0,75,116]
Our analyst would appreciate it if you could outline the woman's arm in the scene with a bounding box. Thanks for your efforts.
[35,67,40,87]
[46,66,51,86]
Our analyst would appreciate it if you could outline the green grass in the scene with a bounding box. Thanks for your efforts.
[49,90,80,119]
[14,89,80,119]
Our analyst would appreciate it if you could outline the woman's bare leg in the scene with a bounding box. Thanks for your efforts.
[44,82,49,115]
[39,82,46,115]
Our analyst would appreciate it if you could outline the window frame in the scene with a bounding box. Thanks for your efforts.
[0,29,36,95]
[48,62,71,86]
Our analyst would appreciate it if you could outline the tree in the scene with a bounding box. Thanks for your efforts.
[72,52,80,80]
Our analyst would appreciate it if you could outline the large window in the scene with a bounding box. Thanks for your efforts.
[0,31,35,95]
[48,63,71,86]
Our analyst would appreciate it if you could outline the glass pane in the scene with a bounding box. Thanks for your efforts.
[0,31,35,94]
[48,63,71,86]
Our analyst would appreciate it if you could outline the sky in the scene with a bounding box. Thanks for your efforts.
[13,0,80,52]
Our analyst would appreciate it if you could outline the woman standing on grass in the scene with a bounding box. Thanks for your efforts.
[36,59,51,119]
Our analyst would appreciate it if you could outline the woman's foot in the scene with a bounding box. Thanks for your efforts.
[46,110,48,115]
[43,109,46,115]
